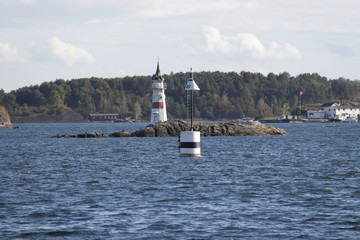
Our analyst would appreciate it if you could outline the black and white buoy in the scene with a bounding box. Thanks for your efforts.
[179,69,201,157]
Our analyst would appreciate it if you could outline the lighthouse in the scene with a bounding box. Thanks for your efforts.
[150,61,167,123]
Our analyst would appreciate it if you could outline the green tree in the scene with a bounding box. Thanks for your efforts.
[256,98,272,118]
[134,100,142,119]
[2,70,360,121]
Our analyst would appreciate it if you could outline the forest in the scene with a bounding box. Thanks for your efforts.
[1,71,360,121]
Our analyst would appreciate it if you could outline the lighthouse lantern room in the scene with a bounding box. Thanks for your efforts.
[150,61,167,123]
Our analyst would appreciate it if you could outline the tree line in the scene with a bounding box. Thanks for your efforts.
[1,71,360,121]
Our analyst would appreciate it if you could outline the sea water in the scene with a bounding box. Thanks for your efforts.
[1,122,359,239]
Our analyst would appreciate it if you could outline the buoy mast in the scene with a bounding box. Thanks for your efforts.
[185,68,200,130]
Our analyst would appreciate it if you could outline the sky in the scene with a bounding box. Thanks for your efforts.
[1,0,360,92]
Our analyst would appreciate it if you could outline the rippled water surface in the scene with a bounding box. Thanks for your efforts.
[1,122,359,239]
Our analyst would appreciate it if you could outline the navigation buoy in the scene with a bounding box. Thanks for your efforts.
[179,68,201,157]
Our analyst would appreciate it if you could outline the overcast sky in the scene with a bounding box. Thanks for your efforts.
[1,0,360,92]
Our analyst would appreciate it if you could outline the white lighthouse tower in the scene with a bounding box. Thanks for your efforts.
[150,61,167,123]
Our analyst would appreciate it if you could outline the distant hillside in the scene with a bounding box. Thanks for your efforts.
[1,71,360,122]
[12,106,84,123]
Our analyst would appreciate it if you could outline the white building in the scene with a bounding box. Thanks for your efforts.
[307,103,360,122]
[150,61,167,123]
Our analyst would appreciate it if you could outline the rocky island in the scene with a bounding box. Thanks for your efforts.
[0,106,12,129]
[54,120,286,138]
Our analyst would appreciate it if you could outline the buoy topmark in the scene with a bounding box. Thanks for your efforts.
[179,131,201,157]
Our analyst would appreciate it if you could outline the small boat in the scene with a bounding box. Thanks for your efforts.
[344,116,358,123]
[239,117,254,124]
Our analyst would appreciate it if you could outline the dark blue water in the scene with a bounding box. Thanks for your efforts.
[1,123,359,239]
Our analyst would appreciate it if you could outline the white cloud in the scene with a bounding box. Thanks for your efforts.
[49,36,94,66]
[202,25,301,59]
[0,42,25,63]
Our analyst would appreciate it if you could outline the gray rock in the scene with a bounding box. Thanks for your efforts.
[53,120,286,138]
[53,132,107,138]
[109,131,131,137]
[131,127,156,137]
[129,120,286,137]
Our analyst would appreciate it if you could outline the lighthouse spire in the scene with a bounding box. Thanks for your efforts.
[153,60,161,78]
[152,59,164,81]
